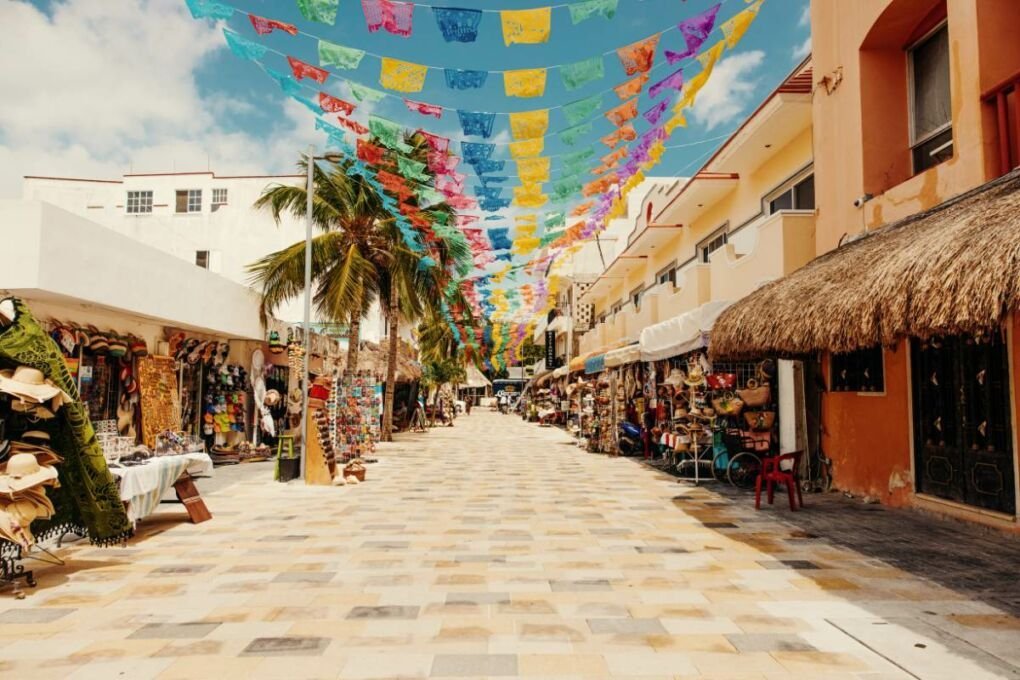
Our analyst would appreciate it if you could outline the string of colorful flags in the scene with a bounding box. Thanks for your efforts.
[184,0,767,365]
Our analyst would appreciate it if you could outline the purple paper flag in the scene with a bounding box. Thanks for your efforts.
[665,3,721,64]
[649,67,684,99]
[643,100,670,125]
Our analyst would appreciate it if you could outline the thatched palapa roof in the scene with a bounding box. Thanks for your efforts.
[711,169,1020,359]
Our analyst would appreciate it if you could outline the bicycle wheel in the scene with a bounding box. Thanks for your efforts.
[727,452,762,489]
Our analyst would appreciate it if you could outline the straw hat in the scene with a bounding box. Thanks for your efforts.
[684,364,707,387]
[10,400,55,420]
[0,367,71,409]
[663,368,686,387]
[264,389,282,407]
[0,453,59,493]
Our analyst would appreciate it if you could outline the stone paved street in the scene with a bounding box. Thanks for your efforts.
[2,410,1019,679]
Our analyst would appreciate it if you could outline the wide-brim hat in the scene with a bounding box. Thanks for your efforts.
[0,367,71,408]
[663,368,686,387]
[0,453,58,493]
[264,389,282,407]
[8,441,63,468]
[10,400,55,420]
[684,365,706,387]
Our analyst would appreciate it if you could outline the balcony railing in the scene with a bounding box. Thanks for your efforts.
[983,70,1020,177]
[656,263,711,321]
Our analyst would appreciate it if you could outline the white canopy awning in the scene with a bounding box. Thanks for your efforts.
[604,343,640,367]
[552,365,569,378]
[464,363,492,388]
[547,315,572,334]
[639,300,732,362]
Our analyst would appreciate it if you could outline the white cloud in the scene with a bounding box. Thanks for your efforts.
[792,36,811,61]
[0,0,317,197]
[690,51,766,132]
[798,4,811,27]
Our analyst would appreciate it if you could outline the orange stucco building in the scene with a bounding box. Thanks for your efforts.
[715,0,1020,531]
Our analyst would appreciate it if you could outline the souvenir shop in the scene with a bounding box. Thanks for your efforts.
[304,371,381,486]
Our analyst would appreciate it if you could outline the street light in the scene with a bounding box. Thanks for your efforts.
[298,145,345,481]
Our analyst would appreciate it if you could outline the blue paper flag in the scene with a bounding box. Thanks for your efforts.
[433,7,483,43]
[480,197,513,212]
[445,69,488,90]
[223,29,265,61]
[457,110,496,138]
[488,228,513,250]
[472,159,506,175]
[186,0,233,20]
[462,142,495,164]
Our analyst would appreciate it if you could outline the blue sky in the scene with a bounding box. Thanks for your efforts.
[0,0,809,196]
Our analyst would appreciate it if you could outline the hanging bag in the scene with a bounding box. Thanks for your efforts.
[736,379,771,407]
[743,410,776,431]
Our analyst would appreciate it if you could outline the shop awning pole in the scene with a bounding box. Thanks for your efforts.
[300,144,314,481]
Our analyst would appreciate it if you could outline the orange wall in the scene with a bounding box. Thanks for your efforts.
[822,341,913,506]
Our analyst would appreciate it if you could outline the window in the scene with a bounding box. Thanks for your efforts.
[195,251,210,269]
[176,189,202,213]
[610,300,623,315]
[211,188,228,211]
[909,22,952,173]
[831,346,885,393]
[766,173,815,215]
[699,228,728,264]
[629,286,643,309]
[656,262,677,286]
[126,190,153,214]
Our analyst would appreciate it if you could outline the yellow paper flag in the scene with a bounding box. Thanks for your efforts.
[509,138,544,159]
[509,109,549,140]
[720,0,763,48]
[504,68,547,98]
[517,156,550,184]
[379,57,427,93]
[501,8,552,45]
[513,183,549,208]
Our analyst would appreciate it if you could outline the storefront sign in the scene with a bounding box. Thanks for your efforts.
[545,330,556,368]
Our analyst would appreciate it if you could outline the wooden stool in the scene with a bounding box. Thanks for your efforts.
[276,435,296,460]
[173,473,212,524]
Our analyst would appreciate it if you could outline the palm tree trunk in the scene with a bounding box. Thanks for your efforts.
[382,285,399,442]
[346,299,361,373]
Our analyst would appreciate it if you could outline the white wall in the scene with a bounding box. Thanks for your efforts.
[22,172,383,340]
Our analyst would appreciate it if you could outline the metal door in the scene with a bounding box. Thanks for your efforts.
[911,333,1016,515]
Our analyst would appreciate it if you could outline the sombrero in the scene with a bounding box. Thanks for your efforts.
[0,367,71,408]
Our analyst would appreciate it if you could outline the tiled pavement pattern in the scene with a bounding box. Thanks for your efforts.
[1,411,1019,679]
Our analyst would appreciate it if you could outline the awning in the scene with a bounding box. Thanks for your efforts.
[534,370,552,386]
[568,351,594,373]
[604,343,640,367]
[464,363,491,388]
[547,315,572,334]
[711,169,1020,359]
[552,365,569,378]
[584,354,605,375]
[640,300,732,361]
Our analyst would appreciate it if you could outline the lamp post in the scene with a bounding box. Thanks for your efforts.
[298,146,344,481]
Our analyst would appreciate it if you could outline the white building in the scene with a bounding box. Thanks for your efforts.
[21,171,384,341]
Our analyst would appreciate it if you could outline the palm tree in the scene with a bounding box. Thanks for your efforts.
[249,158,391,373]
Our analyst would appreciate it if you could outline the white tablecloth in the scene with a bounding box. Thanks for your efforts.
[111,453,213,524]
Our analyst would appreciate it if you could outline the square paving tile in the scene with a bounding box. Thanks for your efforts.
[431,653,517,676]
[586,618,667,634]
[128,622,221,639]
[346,606,420,620]
[725,633,816,652]
[239,636,330,656]
[0,607,75,623]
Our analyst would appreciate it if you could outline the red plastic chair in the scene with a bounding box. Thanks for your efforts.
[755,451,804,511]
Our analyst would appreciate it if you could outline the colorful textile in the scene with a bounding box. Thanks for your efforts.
[462,142,495,164]
[509,138,544,159]
[504,69,547,98]
[666,3,720,63]
[517,156,550,184]
[444,69,488,90]
[614,72,649,100]
[568,0,617,24]
[457,110,496,138]
[397,156,431,182]
[513,183,548,208]
[560,56,604,90]
[562,93,602,126]
[369,115,412,151]
[250,14,297,35]
[318,40,366,70]
[404,98,443,118]
[297,0,339,25]
[500,8,552,45]
[643,99,669,125]
[380,57,428,92]
[601,124,635,148]
[559,122,592,146]
[288,56,329,83]
[0,298,131,544]
[605,98,638,126]
[357,139,387,165]
[433,7,482,43]
[509,109,549,140]
[649,67,684,99]
[223,28,265,61]
[721,0,763,48]
[361,0,414,37]
[350,82,385,102]
[617,34,660,75]
[186,0,233,19]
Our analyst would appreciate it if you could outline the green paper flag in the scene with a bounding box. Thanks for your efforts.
[559,122,593,146]
[298,0,339,25]
[369,116,412,152]
[544,212,565,228]
[319,40,365,70]
[568,0,617,24]
[351,82,385,103]
[398,156,431,182]
[560,56,604,91]
[562,93,603,126]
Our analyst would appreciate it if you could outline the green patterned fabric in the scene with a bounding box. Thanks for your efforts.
[562,93,602,126]
[560,56,604,91]
[568,0,618,24]
[298,0,339,25]
[318,40,365,69]
[0,298,131,545]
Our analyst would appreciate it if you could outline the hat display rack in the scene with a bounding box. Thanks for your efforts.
[0,297,133,597]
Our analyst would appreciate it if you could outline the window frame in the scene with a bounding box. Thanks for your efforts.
[125,190,153,215]
[195,250,210,269]
[655,261,677,287]
[176,189,203,214]
[907,20,953,171]
[211,188,228,205]
[697,225,729,264]
[763,167,815,216]
[830,345,887,395]
[629,286,644,310]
